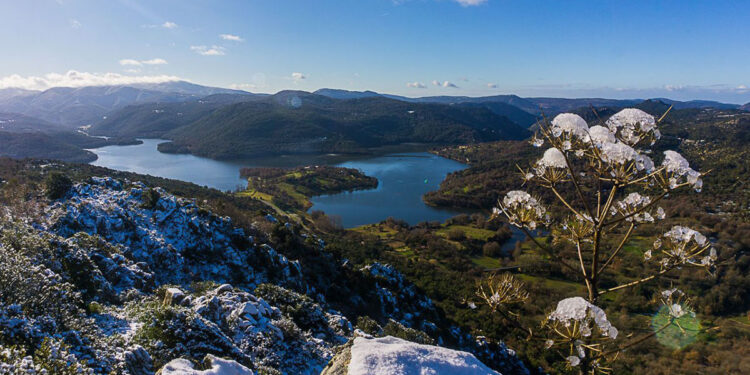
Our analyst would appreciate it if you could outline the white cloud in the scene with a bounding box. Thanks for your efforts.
[119,58,168,66]
[69,19,82,29]
[0,70,182,91]
[737,84,748,90]
[292,72,306,80]
[191,45,226,56]
[432,80,440,86]
[220,34,243,42]
[119,59,142,66]
[454,0,488,6]
[406,82,426,88]
[442,81,458,88]
[142,58,168,65]
[487,83,497,88]
[162,21,178,29]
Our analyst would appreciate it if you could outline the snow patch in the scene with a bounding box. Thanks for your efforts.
[348,336,501,375]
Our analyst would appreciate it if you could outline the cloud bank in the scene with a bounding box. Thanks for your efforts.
[407,82,426,88]
[0,70,182,91]
[292,72,306,80]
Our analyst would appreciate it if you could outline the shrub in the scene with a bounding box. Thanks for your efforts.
[355,316,382,336]
[382,320,434,345]
[446,228,466,241]
[44,172,72,200]
[482,241,503,258]
[141,188,161,209]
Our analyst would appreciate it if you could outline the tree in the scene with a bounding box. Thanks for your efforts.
[476,108,718,374]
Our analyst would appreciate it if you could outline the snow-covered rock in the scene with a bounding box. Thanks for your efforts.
[158,354,253,375]
[346,336,501,375]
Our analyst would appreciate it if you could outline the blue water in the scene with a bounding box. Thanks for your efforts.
[89,140,472,227]
[88,139,248,192]
[310,153,469,228]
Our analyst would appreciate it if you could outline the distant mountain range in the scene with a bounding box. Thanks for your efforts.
[0,81,252,128]
[0,82,747,163]
[313,88,745,114]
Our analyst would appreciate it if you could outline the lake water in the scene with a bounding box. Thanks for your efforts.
[88,139,248,192]
[310,153,469,228]
[88,140,471,227]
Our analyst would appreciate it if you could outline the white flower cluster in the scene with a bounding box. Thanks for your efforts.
[548,297,618,339]
[663,225,708,247]
[499,190,549,230]
[537,147,568,170]
[606,108,661,146]
[662,150,703,191]
[659,288,695,319]
[610,192,665,223]
[646,226,715,269]
[541,110,659,178]
[551,113,590,142]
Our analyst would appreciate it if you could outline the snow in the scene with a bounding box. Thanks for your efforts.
[663,226,707,247]
[537,147,567,169]
[348,336,501,375]
[501,190,548,230]
[599,141,637,165]
[587,125,615,146]
[548,297,618,339]
[159,355,253,375]
[606,108,658,145]
[662,151,702,191]
[551,113,589,141]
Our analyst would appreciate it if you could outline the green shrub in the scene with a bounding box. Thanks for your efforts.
[44,172,72,200]
[482,241,503,257]
[446,228,466,241]
[141,188,161,209]
[382,320,434,345]
[355,316,382,336]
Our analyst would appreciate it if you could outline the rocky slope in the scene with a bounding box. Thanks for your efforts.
[0,167,528,374]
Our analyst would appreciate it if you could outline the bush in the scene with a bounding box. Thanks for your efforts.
[141,188,161,209]
[482,241,503,257]
[446,228,466,241]
[355,316,382,336]
[44,172,72,200]
[382,320,434,345]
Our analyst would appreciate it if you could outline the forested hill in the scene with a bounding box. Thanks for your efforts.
[96,90,530,160]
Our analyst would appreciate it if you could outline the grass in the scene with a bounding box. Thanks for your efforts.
[436,224,496,241]
[472,256,503,269]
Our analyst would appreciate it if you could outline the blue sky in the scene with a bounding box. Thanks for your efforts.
[1,0,749,103]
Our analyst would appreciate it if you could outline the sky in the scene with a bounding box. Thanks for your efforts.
[1,0,749,103]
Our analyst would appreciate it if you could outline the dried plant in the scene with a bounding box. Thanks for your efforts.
[478,107,717,374]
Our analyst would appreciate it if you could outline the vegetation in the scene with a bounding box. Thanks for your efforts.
[316,106,749,374]
[156,91,529,159]
[239,165,378,211]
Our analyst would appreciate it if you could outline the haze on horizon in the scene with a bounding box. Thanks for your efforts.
[1,0,749,103]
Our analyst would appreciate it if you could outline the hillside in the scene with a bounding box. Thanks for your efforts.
[156,92,530,159]
[0,159,528,374]
[0,112,60,132]
[0,130,140,163]
[90,93,260,138]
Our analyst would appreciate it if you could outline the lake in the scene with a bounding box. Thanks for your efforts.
[88,140,471,227]
[89,139,248,192]
[310,153,469,228]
